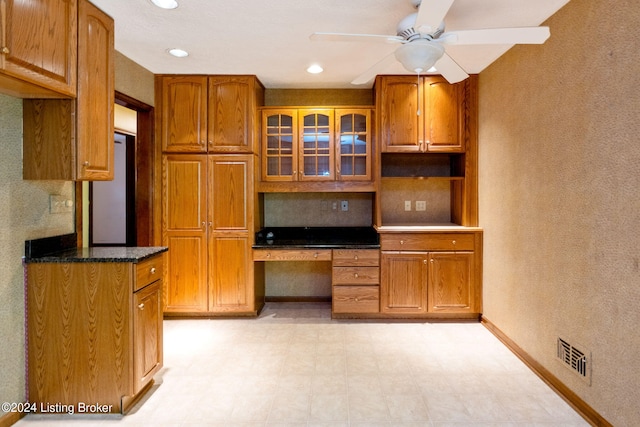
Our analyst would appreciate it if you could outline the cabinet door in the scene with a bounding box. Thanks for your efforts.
[380,252,428,314]
[423,77,464,152]
[0,0,77,97]
[208,76,257,153]
[377,76,422,153]
[209,155,251,230]
[159,76,208,152]
[76,0,114,180]
[209,233,253,312]
[163,155,208,312]
[133,280,163,394]
[335,109,372,181]
[261,109,297,181]
[427,251,475,313]
[299,109,334,181]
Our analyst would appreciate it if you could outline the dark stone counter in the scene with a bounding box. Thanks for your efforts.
[253,227,379,249]
[24,233,167,263]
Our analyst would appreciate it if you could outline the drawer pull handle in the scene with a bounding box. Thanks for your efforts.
[452,240,456,245]
[266,253,271,258]
[354,255,359,260]
[314,253,318,258]
[138,303,145,310]
[150,267,156,274]
[354,273,359,278]
[355,297,359,302]
[400,240,405,245]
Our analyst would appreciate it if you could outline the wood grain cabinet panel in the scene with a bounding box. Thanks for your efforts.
[376,75,466,153]
[27,255,164,414]
[331,249,380,315]
[380,252,428,314]
[0,0,77,97]
[428,251,475,313]
[22,0,114,180]
[162,153,262,315]
[158,75,264,154]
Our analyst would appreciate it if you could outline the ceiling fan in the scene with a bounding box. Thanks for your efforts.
[310,0,550,85]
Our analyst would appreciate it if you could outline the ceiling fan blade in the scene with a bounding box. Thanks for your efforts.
[351,51,398,85]
[310,32,403,43]
[415,0,455,33]
[433,53,468,84]
[444,26,551,45]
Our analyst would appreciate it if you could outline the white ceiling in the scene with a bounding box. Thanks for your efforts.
[90,0,569,89]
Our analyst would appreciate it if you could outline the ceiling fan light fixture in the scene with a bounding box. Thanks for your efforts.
[394,39,444,74]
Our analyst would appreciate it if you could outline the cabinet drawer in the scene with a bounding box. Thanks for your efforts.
[380,233,475,251]
[332,249,379,266]
[253,249,332,261]
[333,286,380,313]
[332,267,379,285]
[135,256,163,291]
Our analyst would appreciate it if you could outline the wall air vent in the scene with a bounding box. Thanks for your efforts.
[557,337,591,385]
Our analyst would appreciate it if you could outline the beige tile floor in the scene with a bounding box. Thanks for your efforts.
[18,302,589,426]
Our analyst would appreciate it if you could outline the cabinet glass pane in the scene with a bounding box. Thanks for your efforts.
[340,135,354,154]
[317,156,330,176]
[355,136,367,154]
[353,156,367,175]
[340,115,353,133]
[340,157,353,175]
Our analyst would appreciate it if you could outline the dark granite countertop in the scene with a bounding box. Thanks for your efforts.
[24,233,167,263]
[253,227,379,249]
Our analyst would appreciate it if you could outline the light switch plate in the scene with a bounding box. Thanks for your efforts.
[404,200,411,211]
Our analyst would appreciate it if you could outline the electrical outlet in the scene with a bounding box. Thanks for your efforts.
[341,200,349,211]
[332,201,338,211]
[416,201,426,211]
[49,195,74,214]
[404,200,412,211]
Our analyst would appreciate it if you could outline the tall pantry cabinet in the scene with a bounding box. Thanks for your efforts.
[157,75,265,316]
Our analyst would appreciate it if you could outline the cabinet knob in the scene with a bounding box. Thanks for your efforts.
[355,297,359,302]
[266,252,271,258]
[138,303,145,310]
[314,252,318,258]
[354,255,358,260]
[83,161,90,167]
[1,47,9,54]
[424,259,428,264]
[202,221,206,228]
[452,240,456,245]
[400,240,405,245]
[150,267,156,274]
[354,273,359,278]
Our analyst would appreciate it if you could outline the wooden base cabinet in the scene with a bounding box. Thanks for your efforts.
[162,154,263,316]
[332,249,380,315]
[26,255,164,414]
[379,230,482,317]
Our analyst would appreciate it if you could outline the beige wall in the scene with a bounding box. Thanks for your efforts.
[115,51,155,106]
[478,0,640,425]
[0,95,75,415]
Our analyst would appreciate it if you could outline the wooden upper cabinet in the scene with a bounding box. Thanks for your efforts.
[159,75,208,152]
[208,76,263,153]
[158,75,264,153]
[376,75,465,153]
[22,0,114,181]
[261,109,298,181]
[299,109,334,181]
[76,0,114,180]
[336,109,372,181]
[0,0,77,98]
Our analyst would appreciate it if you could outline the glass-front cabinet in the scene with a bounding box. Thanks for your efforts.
[261,107,372,183]
[263,109,297,181]
[300,109,334,181]
[336,109,372,181]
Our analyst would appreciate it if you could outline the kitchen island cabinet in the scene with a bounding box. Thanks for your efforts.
[24,242,167,414]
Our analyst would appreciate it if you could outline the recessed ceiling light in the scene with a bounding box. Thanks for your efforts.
[307,64,323,74]
[168,48,189,58]
[150,0,178,9]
